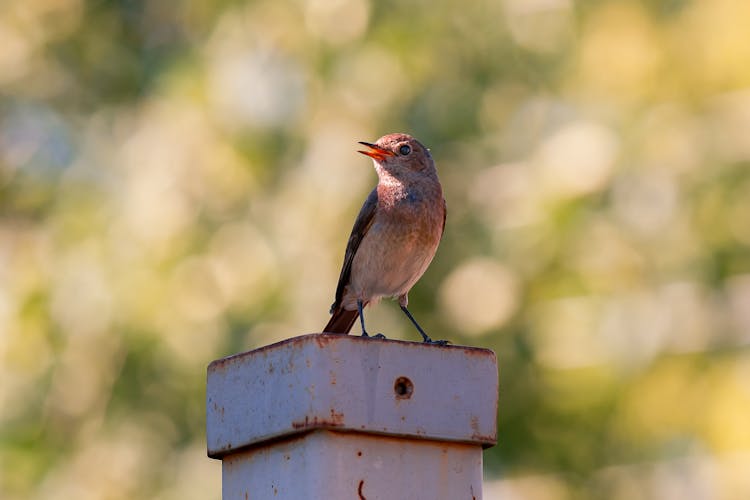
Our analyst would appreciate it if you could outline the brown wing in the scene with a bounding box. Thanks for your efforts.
[330,188,378,312]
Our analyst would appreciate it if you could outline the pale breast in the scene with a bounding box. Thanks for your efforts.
[346,192,444,305]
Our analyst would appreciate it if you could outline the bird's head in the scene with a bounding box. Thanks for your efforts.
[358,133,435,180]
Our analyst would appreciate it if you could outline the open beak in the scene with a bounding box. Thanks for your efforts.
[358,141,394,162]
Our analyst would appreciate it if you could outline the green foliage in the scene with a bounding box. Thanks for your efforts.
[2,0,750,498]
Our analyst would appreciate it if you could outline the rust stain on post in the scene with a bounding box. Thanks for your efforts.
[291,409,345,430]
[208,333,498,456]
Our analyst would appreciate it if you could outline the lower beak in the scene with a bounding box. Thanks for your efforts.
[358,141,394,162]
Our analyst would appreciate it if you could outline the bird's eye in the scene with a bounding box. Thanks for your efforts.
[399,144,411,156]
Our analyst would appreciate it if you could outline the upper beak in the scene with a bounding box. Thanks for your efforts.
[358,141,394,162]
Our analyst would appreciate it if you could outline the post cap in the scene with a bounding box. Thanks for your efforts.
[206,334,498,459]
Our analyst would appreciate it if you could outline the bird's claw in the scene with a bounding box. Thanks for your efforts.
[361,331,387,340]
[423,337,450,346]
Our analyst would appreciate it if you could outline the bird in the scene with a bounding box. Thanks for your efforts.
[322,133,447,344]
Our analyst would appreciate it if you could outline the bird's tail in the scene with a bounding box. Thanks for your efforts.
[323,307,359,334]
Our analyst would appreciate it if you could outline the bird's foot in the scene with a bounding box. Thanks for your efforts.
[361,331,387,340]
[399,305,448,346]
[356,300,386,339]
[421,335,450,346]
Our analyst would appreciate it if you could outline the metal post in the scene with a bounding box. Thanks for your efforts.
[207,334,498,499]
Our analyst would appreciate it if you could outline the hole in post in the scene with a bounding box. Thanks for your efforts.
[394,376,413,399]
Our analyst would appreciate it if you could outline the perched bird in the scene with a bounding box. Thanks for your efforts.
[323,133,447,344]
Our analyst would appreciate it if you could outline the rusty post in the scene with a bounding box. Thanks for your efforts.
[206,334,498,499]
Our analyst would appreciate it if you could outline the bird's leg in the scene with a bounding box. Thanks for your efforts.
[399,305,449,345]
[358,300,386,339]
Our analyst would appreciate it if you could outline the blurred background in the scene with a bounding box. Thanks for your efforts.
[2,0,750,498]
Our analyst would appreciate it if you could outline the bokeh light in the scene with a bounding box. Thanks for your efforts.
[2,0,750,499]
